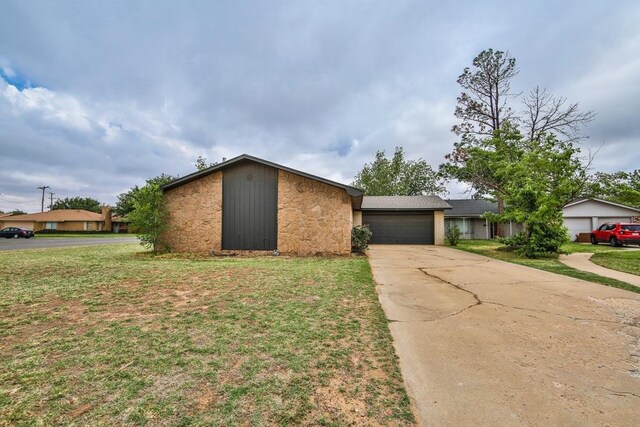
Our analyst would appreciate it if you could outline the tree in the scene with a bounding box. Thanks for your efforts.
[521,86,595,142]
[584,170,640,208]
[51,197,102,213]
[128,182,169,253]
[452,49,519,137]
[445,48,596,236]
[114,174,175,217]
[352,147,445,196]
[195,155,227,171]
[9,209,26,216]
[483,128,588,257]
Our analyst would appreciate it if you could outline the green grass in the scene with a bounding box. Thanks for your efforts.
[453,240,640,294]
[35,233,131,238]
[591,250,640,276]
[560,241,628,253]
[0,245,413,426]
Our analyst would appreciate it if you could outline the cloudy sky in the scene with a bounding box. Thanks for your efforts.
[1,1,639,213]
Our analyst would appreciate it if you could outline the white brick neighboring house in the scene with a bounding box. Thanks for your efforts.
[563,198,640,240]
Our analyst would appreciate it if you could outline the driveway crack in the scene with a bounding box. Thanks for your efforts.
[420,268,481,305]
[601,387,640,399]
[419,268,619,325]
[481,301,619,324]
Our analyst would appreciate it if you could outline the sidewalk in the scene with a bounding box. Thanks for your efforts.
[559,252,640,287]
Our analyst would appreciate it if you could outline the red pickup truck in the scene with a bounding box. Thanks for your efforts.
[590,223,640,246]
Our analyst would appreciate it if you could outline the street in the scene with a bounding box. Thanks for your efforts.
[0,237,138,251]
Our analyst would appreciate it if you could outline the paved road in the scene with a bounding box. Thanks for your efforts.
[0,237,138,251]
[560,252,640,287]
[368,244,640,426]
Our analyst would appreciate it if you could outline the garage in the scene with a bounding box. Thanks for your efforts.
[358,195,452,245]
[564,217,592,240]
[363,212,434,244]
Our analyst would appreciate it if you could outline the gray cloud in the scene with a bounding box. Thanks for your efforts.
[1,0,639,212]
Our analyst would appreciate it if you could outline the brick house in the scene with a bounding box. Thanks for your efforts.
[0,207,124,232]
[160,154,450,255]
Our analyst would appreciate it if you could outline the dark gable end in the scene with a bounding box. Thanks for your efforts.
[161,154,364,209]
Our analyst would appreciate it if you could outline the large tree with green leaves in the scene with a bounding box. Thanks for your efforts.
[584,170,640,208]
[51,197,102,213]
[479,125,587,257]
[352,147,445,196]
[444,48,595,238]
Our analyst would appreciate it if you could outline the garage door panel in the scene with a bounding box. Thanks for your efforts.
[363,212,434,244]
[564,218,591,241]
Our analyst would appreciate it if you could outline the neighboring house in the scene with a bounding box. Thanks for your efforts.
[160,154,451,255]
[0,207,121,232]
[442,198,640,241]
[563,198,640,240]
[444,199,523,239]
[355,196,451,244]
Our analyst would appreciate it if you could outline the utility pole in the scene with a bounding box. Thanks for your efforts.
[48,192,56,210]
[37,186,50,212]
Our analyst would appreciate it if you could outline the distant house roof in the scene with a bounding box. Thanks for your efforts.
[444,199,499,217]
[564,198,640,213]
[361,196,451,211]
[4,209,104,222]
[0,213,12,219]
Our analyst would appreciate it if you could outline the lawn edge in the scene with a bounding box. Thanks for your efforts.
[452,245,640,295]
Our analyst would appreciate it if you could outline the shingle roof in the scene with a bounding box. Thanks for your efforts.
[361,196,451,210]
[3,209,104,222]
[444,199,498,217]
[564,198,640,212]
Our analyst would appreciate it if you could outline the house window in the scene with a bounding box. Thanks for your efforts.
[45,222,58,230]
[447,218,472,234]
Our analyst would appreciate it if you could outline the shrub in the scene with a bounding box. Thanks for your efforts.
[498,221,569,258]
[351,225,373,253]
[445,225,462,246]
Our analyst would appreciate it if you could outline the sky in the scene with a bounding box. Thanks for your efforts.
[1,0,639,213]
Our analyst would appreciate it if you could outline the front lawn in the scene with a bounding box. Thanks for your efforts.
[453,240,640,294]
[591,250,640,276]
[0,245,413,425]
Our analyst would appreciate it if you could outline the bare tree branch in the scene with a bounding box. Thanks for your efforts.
[521,86,596,142]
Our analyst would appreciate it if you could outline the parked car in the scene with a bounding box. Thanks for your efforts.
[0,227,35,239]
[590,223,640,246]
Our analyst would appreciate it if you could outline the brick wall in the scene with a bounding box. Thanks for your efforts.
[434,210,445,245]
[277,170,352,255]
[160,171,223,252]
[352,210,362,227]
[161,168,353,255]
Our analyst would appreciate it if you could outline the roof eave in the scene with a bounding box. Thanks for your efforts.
[360,207,452,211]
[564,197,640,212]
[161,154,364,198]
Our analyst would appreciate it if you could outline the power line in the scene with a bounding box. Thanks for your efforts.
[37,186,50,212]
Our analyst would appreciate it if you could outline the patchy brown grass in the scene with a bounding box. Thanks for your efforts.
[0,244,414,426]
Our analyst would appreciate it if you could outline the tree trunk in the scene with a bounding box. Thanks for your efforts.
[496,197,505,237]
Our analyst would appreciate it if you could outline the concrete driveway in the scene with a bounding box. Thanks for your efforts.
[368,245,640,426]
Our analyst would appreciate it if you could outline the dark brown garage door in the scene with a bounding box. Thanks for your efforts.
[363,212,434,244]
